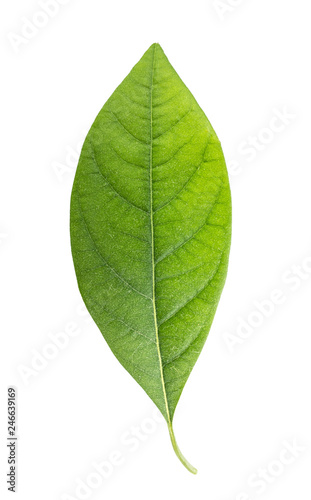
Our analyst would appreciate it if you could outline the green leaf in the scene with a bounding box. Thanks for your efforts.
[70,43,231,473]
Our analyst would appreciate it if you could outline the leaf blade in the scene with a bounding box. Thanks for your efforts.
[70,43,231,473]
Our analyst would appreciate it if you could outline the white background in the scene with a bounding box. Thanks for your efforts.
[1,1,311,499]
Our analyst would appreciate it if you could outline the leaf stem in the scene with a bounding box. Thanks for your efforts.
[168,422,197,474]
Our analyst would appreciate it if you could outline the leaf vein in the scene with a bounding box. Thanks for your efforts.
[76,189,151,300]
[158,254,223,327]
[89,144,148,214]
[105,109,149,145]
[153,133,197,168]
[155,187,224,264]
[153,107,193,140]
[110,145,146,169]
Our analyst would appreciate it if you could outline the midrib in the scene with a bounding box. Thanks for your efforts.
[149,44,171,425]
